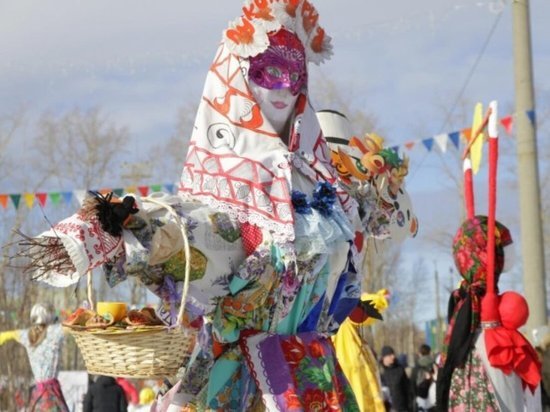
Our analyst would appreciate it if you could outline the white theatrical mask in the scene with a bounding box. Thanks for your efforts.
[249,82,298,136]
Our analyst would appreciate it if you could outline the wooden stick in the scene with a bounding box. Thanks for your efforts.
[462,106,492,160]
[486,101,498,295]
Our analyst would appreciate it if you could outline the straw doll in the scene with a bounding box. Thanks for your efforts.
[436,102,541,411]
[0,303,69,411]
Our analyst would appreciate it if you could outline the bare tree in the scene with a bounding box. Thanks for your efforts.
[33,107,130,190]
[310,72,382,137]
[0,111,25,187]
[0,107,131,411]
[145,102,197,184]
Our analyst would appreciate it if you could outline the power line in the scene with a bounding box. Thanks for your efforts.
[439,10,504,133]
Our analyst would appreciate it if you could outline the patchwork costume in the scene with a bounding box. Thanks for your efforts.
[18,1,417,411]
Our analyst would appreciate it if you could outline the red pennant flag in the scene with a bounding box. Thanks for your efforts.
[36,193,48,207]
[0,194,7,209]
[404,141,416,150]
[138,186,149,197]
[500,116,513,134]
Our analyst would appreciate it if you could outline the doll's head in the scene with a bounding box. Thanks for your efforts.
[30,303,56,325]
[452,215,512,284]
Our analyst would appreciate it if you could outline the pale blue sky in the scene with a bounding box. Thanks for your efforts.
[2,0,549,321]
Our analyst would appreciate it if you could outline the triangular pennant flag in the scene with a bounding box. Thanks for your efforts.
[449,132,460,149]
[113,188,124,197]
[138,186,149,197]
[125,186,137,195]
[98,188,112,195]
[422,138,434,152]
[10,194,21,209]
[0,194,8,209]
[73,190,87,206]
[404,141,416,150]
[49,192,61,206]
[36,193,48,207]
[23,193,35,209]
[433,134,448,153]
[461,128,472,142]
[62,191,73,205]
[526,109,536,126]
[500,116,513,134]
[150,184,162,193]
[165,183,175,194]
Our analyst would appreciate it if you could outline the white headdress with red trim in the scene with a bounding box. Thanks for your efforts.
[223,0,333,64]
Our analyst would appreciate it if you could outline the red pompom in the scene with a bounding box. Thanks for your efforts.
[499,291,529,330]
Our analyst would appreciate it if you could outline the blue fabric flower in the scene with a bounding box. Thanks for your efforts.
[311,182,337,217]
[291,190,312,214]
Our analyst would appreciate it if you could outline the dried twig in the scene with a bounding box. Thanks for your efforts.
[8,230,74,280]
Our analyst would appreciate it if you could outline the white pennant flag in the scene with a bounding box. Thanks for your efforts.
[73,190,87,206]
[434,133,449,153]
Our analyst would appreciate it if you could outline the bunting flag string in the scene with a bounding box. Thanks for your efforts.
[0,110,535,211]
[389,109,532,155]
[0,183,178,211]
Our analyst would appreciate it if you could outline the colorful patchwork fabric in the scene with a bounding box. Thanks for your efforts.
[241,332,360,411]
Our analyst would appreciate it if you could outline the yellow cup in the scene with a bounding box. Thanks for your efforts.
[96,302,127,322]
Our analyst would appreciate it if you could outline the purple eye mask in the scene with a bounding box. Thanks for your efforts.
[249,46,307,95]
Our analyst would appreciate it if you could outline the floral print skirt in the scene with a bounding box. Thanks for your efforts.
[28,378,69,412]
[448,349,499,412]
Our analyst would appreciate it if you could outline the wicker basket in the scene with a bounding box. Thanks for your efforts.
[65,197,196,379]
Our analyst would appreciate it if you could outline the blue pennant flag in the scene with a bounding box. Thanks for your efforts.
[164,183,175,194]
[526,109,536,126]
[449,132,460,149]
[62,191,73,205]
[422,138,434,152]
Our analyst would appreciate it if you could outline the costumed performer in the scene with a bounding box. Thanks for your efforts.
[169,1,362,409]
[332,289,390,412]
[0,303,69,412]
[16,2,417,411]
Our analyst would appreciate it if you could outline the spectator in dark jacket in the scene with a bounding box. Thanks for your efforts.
[411,344,435,411]
[380,345,411,412]
[83,375,128,412]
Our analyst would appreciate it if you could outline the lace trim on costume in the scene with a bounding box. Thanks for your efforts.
[241,334,283,412]
[180,191,295,243]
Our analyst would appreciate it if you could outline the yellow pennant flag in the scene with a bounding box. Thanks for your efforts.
[471,102,484,174]
[23,192,35,209]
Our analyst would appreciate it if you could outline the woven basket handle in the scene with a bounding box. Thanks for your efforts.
[85,196,191,326]
[86,271,94,310]
[141,196,191,326]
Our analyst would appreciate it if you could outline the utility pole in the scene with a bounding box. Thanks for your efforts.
[512,0,548,334]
